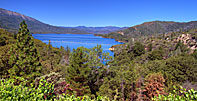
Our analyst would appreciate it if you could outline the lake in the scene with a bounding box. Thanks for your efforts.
[32,34,122,56]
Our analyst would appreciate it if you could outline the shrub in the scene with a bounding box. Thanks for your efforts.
[0,77,55,100]
[147,50,164,61]
[153,86,197,100]
[143,72,166,100]
[0,77,109,100]
[35,72,73,95]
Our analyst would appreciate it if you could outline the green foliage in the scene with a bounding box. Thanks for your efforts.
[0,77,55,100]
[97,60,138,100]
[147,43,152,52]
[153,86,197,101]
[33,39,63,75]
[0,21,197,100]
[145,54,197,92]
[35,72,73,95]
[192,49,197,59]
[0,35,6,46]
[58,95,110,101]
[8,21,42,81]
[87,45,112,96]
[163,55,197,83]
[0,29,15,46]
[100,21,197,41]
[66,47,91,96]
[0,45,12,78]
[147,49,164,60]
[0,77,109,101]
[48,40,53,54]
[66,45,112,97]
[133,42,145,57]
[175,40,189,53]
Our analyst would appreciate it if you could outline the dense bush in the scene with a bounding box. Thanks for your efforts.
[147,49,164,60]
[0,77,55,100]
[143,72,166,100]
[153,86,197,100]
[133,42,145,57]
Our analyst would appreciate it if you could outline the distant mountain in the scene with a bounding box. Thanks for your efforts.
[74,26,128,34]
[0,8,127,34]
[0,8,88,34]
[101,21,197,41]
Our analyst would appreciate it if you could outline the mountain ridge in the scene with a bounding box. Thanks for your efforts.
[0,8,90,34]
[0,8,126,34]
[100,20,197,41]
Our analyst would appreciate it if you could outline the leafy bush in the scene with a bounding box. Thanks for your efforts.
[0,77,55,100]
[147,50,164,60]
[133,42,145,57]
[0,77,109,101]
[143,72,166,100]
[153,86,197,100]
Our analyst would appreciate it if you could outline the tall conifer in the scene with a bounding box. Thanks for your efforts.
[8,21,42,80]
[66,47,91,96]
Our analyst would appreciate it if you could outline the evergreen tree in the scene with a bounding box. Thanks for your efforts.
[66,47,91,96]
[47,40,52,55]
[97,63,138,100]
[87,45,112,97]
[8,21,42,80]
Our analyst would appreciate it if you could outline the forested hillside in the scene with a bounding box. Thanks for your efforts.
[99,21,197,42]
[0,21,196,100]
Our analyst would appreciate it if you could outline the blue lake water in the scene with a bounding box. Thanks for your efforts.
[32,34,122,56]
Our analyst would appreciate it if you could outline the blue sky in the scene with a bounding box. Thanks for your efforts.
[0,0,197,27]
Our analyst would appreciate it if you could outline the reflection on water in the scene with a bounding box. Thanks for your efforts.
[32,34,122,56]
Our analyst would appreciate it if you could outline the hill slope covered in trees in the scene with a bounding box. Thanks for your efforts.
[100,21,197,41]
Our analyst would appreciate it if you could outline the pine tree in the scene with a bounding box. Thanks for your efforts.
[8,21,42,80]
[66,47,91,96]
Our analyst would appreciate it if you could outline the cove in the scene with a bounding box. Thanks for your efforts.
[32,34,123,56]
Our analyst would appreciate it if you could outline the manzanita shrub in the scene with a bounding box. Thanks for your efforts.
[0,77,109,101]
[153,86,197,101]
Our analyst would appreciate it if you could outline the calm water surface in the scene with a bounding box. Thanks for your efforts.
[32,34,122,56]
